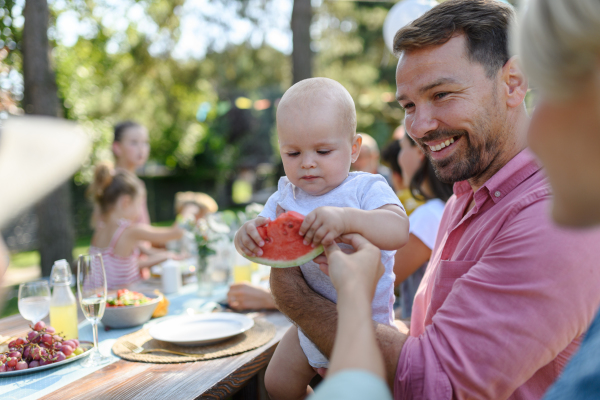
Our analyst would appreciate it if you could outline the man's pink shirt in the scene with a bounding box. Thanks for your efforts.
[395,150,600,399]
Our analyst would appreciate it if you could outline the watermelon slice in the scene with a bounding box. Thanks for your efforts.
[243,211,324,268]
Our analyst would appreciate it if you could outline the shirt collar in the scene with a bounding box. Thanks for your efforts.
[452,149,541,203]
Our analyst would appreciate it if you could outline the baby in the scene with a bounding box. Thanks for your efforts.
[234,77,409,400]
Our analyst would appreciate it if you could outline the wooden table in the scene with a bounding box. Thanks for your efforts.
[0,302,292,399]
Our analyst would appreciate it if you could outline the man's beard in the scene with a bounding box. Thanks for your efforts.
[415,127,500,184]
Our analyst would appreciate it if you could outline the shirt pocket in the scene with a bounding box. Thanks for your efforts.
[429,260,478,318]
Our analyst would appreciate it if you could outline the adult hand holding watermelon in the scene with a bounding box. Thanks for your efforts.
[318,234,384,299]
[235,211,324,268]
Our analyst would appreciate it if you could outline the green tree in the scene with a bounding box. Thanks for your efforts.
[23,0,76,275]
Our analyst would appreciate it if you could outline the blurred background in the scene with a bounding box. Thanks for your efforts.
[0,0,516,314]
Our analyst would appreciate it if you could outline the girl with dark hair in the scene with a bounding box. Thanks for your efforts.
[394,134,453,318]
[380,137,424,215]
[112,121,151,224]
[91,122,183,273]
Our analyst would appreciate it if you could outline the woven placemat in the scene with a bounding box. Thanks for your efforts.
[112,318,276,364]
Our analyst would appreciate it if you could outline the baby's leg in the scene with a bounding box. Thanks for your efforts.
[265,326,316,400]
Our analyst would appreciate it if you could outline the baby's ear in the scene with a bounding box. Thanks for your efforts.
[351,134,362,162]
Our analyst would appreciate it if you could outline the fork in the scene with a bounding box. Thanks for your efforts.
[122,341,196,357]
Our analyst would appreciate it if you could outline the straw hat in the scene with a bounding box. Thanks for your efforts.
[0,116,90,229]
[175,191,218,216]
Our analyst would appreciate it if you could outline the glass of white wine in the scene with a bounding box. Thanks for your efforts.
[77,253,110,367]
[18,281,50,324]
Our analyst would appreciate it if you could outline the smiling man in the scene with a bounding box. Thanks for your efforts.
[270,1,600,399]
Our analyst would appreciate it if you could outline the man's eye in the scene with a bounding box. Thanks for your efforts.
[317,150,331,155]
[402,103,415,111]
[435,92,449,100]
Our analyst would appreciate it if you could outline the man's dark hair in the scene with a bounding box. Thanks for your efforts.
[113,121,141,143]
[393,0,514,78]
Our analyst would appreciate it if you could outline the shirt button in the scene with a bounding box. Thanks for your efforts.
[494,191,501,198]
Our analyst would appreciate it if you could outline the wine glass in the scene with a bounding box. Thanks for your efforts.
[18,281,50,325]
[77,253,111,367]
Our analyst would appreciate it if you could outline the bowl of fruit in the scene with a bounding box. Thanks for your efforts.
[0,321,90,375]
[101,289,161,329]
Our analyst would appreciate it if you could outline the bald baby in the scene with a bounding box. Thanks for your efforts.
[277,77,357,140]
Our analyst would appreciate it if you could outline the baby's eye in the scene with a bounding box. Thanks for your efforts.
[287,152,300,157]
[317,150,331,155]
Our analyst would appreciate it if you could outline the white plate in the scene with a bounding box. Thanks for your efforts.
[148,313,254,346]
[0,342,93,377]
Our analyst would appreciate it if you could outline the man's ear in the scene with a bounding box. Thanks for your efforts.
[351,134,362,163]
[502,56,528,109]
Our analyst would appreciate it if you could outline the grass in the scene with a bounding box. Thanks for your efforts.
[9,251,40,269]
[0,286,19,319]
[9,236,93,269]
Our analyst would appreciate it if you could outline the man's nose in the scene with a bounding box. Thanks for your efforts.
[406,106,439,139]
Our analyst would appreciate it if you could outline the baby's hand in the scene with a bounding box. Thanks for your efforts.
[235,217,270,257]
[300,207,346,247]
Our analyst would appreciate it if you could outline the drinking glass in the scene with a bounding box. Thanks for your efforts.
[77,253,111,367]
[18,281,50,324]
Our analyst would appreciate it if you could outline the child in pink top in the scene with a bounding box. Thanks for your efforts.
[88,163,183,289]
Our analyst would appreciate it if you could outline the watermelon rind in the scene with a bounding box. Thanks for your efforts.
[244,245,324,268]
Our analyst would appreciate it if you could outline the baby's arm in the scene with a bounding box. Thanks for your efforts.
[301,205,409,251]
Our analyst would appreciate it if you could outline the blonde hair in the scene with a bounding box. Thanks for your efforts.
[517,0,600,98]
[87,162,142,215]
[277,77,357,137]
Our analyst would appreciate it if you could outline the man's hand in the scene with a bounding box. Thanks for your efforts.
[320,234,383,300]
[299,206,347,247]
[234,217,270,257]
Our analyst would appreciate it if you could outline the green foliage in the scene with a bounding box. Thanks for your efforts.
[4,0,412,184]
[312,1,404,147]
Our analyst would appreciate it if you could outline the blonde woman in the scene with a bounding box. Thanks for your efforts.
[518,0,600,398]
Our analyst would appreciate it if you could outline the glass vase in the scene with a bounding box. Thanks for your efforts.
[196,256,213,297]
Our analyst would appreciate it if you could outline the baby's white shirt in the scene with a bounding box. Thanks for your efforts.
[260,171,404,368]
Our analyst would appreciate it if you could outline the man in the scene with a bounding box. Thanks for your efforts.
[270,1,600,399]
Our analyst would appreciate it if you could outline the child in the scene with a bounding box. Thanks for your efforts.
[234,77,409,399]
[110,121,182,270]
[112,121,151,223]
[88,163,184,289]
[175,191,219,221]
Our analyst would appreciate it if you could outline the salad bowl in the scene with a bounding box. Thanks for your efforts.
[101,290,161,329]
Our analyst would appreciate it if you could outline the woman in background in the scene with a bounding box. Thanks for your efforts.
[394,134,453,318]
[380,136,423,216]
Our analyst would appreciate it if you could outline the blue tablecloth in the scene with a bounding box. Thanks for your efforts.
[0,284,228,400]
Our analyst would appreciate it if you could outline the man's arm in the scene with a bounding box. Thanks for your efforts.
[270,267,408,387]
